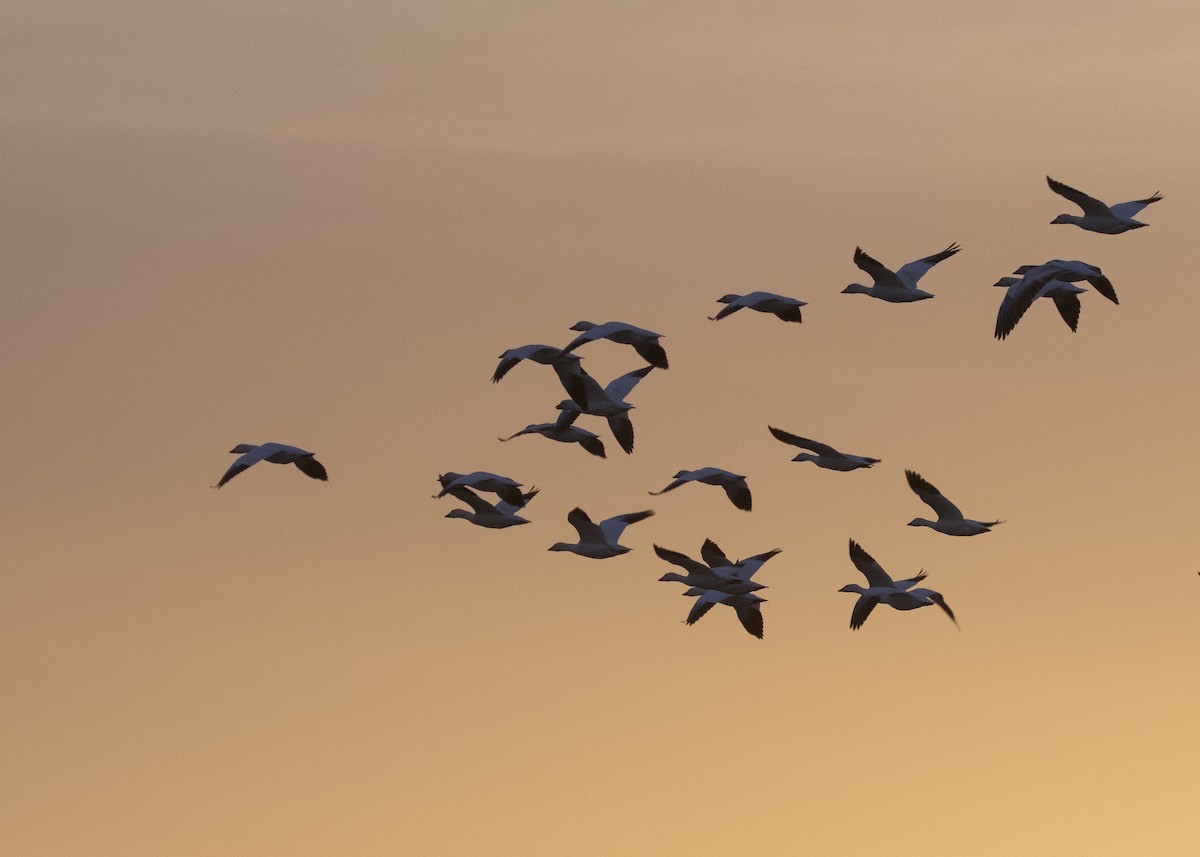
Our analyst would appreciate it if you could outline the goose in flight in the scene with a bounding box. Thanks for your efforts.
[560,321,669,369]
[548,507,655,558]
[442,485,539,529]
[768,426,880,471]
[653,543,772,595]
[499,409,606,458]
[993,259,1118,340]
[709,291,806,323]
[842,243,960,302]
[993,275,1086,340]
[215,443,328,488]
[682,588,766,638]
[838,539,957,630]
[490,344,589,409]
[905,469,1001,536]
[649,467,752,511]
[1047,176,1162,234]
[555,365,654,455]
[434,471,528,508]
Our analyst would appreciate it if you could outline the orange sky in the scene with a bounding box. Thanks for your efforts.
[4,2,1200,855]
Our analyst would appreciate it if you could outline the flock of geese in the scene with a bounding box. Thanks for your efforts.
[214,176,1162,638]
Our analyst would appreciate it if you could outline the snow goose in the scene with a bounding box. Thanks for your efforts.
[555,365,654,455]
[490,344,589,409]
[649,467,752,511]
[993,273,1087,340]
[560,321,669,369]
[442,485,538,529]
[499,408,606,458]
[709,291,806,323]
[768,426,879,471]
[653,543,769,595]
[838,540,957,630]
[548,508,655,558]
[905,469,1001,536]
[215,443,328,488]
[842,243,960,302]
[1011,260,1118,304]
[435,471,527,508]
[682,588,766,638]
[1047,176,1162,234]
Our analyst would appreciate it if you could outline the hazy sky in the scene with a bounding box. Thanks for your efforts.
[5,2,1200,855]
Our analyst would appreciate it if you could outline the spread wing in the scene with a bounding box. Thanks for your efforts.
[905,470,964,520]
[768,426,837,456]
[853,247,904,289]
[1109,192,1162,219]
[896,243,961,288]
[1047,176,1109,216]
[848,539,895,588]
[598,510,654,543]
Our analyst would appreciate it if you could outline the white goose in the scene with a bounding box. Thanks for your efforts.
[709,291,806,323]
[842,243,960,302]
[649,467,752,511]
[490,343,589,409]
[838,540,957,630]
[993,274,1087,340]
[1047,176,1162,234]
[434,471,528,508]
[653,543,771,595]
[560,321,669,369]
[905,469,1001,536]
[215,443,328,488]
[682,588,767,638]
[548,508,655,558]
[442,486,538,529]
[499,409,606,458]
[555,365,654,455]
[768,426,879,471]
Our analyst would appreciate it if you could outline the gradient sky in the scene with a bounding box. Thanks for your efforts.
[5,2,1200,855]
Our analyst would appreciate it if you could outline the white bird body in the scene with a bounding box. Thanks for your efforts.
[442,486,538,529]
[548,508,654,558]
[555,365,654,454]
[994,258,1120,339]
[768,426,879,471]
[709,291,806,323]
[905,469,1000,536]
[653,543,771,595]
[216,443,328,488]
[842,243,960,302]
[499,409,606,458]
[560,320,669,369]
[435,471,527,508]
[682,588,766,638]
[1047,176,1161,234]
[649,467,752,511]
[838,540,956,630]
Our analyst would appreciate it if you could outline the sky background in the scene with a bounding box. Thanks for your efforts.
[4,2,1200,855]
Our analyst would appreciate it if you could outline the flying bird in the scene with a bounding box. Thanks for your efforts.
[555,365,654,455]
[768,426,880,471]
[442,486,539,529]
[905,469,1001,536]
[649,467,752,511]
[215,443,328,488]
[993,259,1118,340]
[709,291,806,323]
[498,409,606,458]
[653,543,772,595]
[842,243,961,302]
[838,539,957,630]
[434,471,528,508]
[682,588,767,638]
[1047,176,1162,234]
[559,321,669,369]
[490,344,590,409]
[547,508,655,558]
